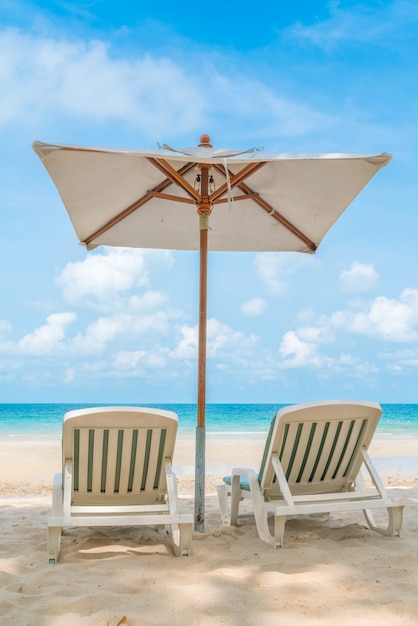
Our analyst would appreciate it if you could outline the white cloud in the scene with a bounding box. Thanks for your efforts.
[71,310,171,355]
[0,29,206,135]
[339,262,379,293]
[114,350,146,369]
[56,248,171,310]
[349,288,418,342]
[240,298,267,316]
[277,328,375,377]
[174,325,198,360]
[206,319,246,356]
[379,347,418,371]
[274,286,418,378]
[14,298,174,360]
[114,349,168,370]
[254,252,315,295]
[296,325,326,343]
[18,312,76,355]
[209,70,331,138]
[278,330,320,367]
[287,1,417,49]
[0,25,336,141]
[173,318,259,361]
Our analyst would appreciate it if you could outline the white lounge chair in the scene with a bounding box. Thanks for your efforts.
[217,400,405,548]
[48,407,193,562]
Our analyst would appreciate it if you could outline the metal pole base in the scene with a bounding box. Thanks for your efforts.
[194,425,206,532]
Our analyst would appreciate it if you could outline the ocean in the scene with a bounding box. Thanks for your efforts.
[0,403,418,438]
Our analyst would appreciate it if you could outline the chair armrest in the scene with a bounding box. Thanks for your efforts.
[231,467,260,494]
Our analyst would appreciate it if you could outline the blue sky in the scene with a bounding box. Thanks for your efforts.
[1,0,418,404]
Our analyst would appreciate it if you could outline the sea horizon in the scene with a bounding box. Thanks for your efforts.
[1,402,418,438]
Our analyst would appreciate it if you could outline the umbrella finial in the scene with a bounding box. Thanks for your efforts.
[199,134,212,148]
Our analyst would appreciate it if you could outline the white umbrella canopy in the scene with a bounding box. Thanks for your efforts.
[33,134,391,530]
[33,137,390,253]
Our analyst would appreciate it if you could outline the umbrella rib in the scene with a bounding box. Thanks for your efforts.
[148,191,195,204]
[83,162,196,247]
[212,164,317,252]
[209,161,268,202]
[238,181,317,251]
[147,157,201,203]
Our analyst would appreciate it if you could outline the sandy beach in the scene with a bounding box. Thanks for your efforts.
[1,434,417,625]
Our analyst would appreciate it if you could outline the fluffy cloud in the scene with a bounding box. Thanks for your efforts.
[173,318,259,360]
[114,348,169,371]
[18,312,76,355]
[349,288,418,342]
[254,252,315,295]
[339,262,378,293]
[0,25,333,141]
[174,325,198,360]
[0,29,206,135]
[286,288,418,348]
[15,306,173,360]
[275,286,418,376]
[240,298,267,316]
[278,330,320,367]
[56,248,171,310]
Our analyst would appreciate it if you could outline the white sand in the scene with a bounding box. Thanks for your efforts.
[1,434,417,625]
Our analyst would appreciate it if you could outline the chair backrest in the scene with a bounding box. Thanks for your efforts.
[62,407,178,505]
[259,401,382,497]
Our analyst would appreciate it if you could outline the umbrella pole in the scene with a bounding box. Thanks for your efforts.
[195,218,208,532]
[194,150,211,532]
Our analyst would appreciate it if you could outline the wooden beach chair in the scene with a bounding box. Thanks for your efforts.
[48,407,193,562]
[217,400,405,548]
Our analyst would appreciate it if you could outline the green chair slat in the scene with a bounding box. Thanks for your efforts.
[72,425,169,496]
[154,429,167,489]
[320,420,343,481]
[127,429,138,492]
[113,430,124,492]
[286,423,303,481]
[308,421,330,483]
[296,422,317,483]
[141,430,152,491]
[331,419,355,480]
[343,418,368,477]
[101,430,109,492]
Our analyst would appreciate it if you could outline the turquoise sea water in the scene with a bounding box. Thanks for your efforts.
[0,403,418,438]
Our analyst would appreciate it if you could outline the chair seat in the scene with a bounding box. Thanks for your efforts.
[223,475,252,491]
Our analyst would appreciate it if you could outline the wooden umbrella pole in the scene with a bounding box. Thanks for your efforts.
[194,221,207,532]
[194,134,212,532]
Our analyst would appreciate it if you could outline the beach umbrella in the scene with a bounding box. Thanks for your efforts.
[32,134,391,531]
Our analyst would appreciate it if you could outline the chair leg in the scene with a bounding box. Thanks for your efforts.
[217,484,231,525]
[363,505,404,537]
[230,478,242,526]
[171,522,193,557]
[273,514,286,549]
[48,526,62,564]
[251,496,277,548]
